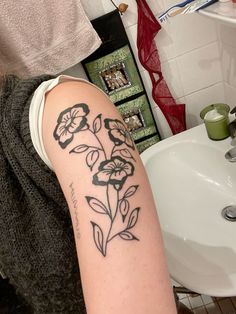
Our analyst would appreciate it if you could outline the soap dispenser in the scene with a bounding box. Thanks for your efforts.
[229,107,236,138]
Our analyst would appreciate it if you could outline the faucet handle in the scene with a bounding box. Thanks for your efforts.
[230,106,236,115]
[225,147,236,162]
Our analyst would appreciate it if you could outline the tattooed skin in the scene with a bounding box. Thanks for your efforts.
[54,103,140,256]
[69,182,81,239]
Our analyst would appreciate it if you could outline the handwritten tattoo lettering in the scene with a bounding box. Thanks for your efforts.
[54,103,140,256]
[69,182,81,239]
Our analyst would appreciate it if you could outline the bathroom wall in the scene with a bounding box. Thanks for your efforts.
[63,0,227,139]
[217,23,236,110]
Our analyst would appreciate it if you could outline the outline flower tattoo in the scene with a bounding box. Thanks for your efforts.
[54,104,140,256]
[93,156,134,191]
[104,118,135,150]
[53,103,90,148]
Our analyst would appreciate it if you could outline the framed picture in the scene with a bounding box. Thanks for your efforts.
[81,10,161,153]
[82,45,144,104]
[117,94,160,151]
[135,135,160,153]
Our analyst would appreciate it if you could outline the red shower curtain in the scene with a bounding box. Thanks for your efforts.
[136,0,186,134]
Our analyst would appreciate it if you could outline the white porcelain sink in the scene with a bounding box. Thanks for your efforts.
[141,124,236,297]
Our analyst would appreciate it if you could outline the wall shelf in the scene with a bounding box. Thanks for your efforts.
[199,1,236,27]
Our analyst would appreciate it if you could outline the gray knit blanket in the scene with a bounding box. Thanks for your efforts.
[0,75,86,313]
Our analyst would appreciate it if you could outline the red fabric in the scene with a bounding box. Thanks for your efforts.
[136,0,186,134]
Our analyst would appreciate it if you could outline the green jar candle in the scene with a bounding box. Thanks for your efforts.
[200,103,230,140]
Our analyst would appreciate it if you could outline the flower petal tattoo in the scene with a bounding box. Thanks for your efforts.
[53,103,90,148]
[93,156,134,191]
[54,103,140,256]
[104,118,135,150]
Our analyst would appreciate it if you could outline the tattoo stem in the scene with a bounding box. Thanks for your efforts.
[106,189,119,247]
[106,185,112,218]
[112,189,119,223]
[108,230,124,242]
[111,145,117,158]
[88,129,107,160]
[104,219,113,255]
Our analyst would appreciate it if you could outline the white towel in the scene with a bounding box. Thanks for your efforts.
[0,0,101,77]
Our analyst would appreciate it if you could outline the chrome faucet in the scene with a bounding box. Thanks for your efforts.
[225,147,236,162]
[228,106,236,139]
[225,107,236,162]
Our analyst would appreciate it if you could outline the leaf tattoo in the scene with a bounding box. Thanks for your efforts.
[119,231,139,241]
[119,199,130,222]
[54,103,141,256]
[70,144,89,154]
[86,196,110,216]
[127,208,140,230]
[123,185,139,198]
[86,150,99,170]
[93,114,102,133]
[91,222,105,256]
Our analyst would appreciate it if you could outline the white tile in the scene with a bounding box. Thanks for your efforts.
[120,0,138,28]
[201,294,214,305]
[147,0,166,16]
[180,297,192,309]
[139,70,152,97]
[224,83,236,109]
[189,296,204,309]
[205,302,221,314]
[139,71,173,139]
[164,0,183,9]
[164,14,217,58]
[140,69,185,138]
[81,0,114,20]
[161,59,185,99]
[218,298,235,313]
[82,0,138,27]
[178,293,187,300]
[155,13,217,62]
[125,24,144,73]
[218,23,236,49]
[177,42,222,96]
[185,82,225,128]
[221,43,236,88]
[152,105,173,139]
[154,23,177,63]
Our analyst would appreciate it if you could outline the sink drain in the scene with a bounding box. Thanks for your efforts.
[222,206,236,221]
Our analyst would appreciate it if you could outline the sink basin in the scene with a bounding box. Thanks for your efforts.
[141,124,236,297]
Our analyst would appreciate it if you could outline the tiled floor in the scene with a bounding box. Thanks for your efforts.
[173,280,236,314]
[178,293,236,314]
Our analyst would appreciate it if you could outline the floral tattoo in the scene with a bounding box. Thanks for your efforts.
[53,103,89,148]
[54,103,140,256]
